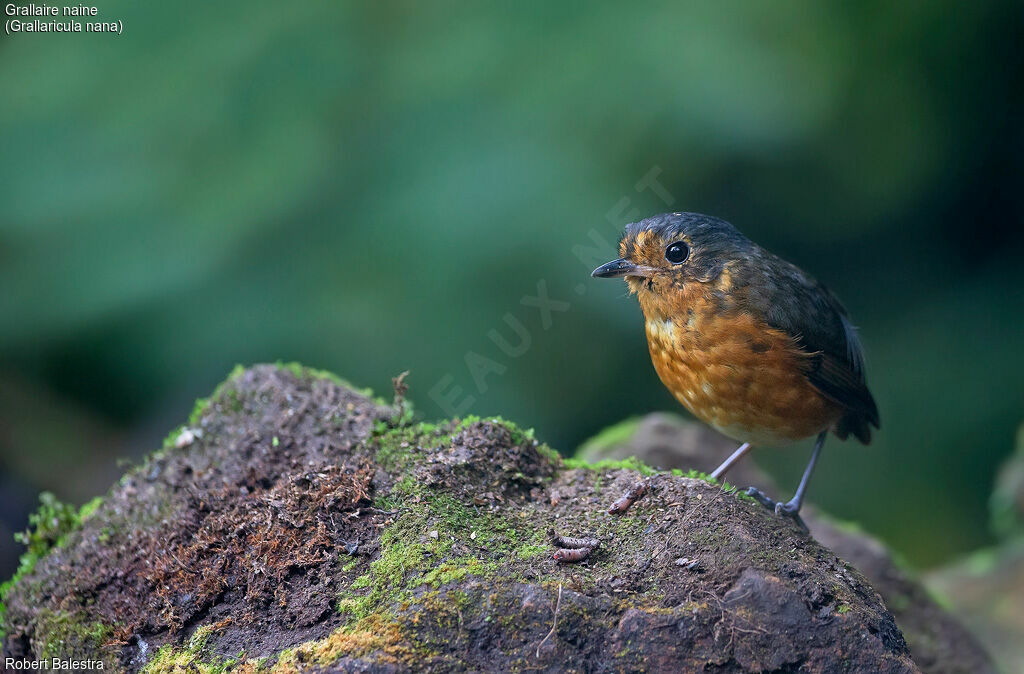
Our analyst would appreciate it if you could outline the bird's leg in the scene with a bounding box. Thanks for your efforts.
[777,431,827,516]
[709,443,752,480]
[745,431,827,533]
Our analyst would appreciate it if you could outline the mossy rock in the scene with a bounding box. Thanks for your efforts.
[575,412,997,674]
[3,364,932,672]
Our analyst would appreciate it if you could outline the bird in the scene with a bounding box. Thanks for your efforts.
[592,212,879,527]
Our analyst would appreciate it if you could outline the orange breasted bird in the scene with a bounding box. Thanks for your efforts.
[592,212,879,526]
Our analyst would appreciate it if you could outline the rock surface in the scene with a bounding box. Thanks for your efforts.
[1,365,943,672]
[577,412,996,674]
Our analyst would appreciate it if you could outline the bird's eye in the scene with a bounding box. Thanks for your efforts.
[665,241,689,264]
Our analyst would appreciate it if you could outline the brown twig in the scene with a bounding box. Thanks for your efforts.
[392,370,411,420]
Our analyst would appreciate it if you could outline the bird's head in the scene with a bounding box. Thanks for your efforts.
[592,212,753,305]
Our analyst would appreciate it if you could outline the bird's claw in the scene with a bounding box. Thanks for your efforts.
[744,487,776,509]
[774,501,799,516]
[744,487,809,533]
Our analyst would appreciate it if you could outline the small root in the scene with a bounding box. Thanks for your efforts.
[535,583,563,657]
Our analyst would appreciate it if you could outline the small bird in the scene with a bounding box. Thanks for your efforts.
[592,212,879,526]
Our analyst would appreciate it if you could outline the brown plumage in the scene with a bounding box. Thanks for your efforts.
[643,286,844,446]
[593,212,879,520]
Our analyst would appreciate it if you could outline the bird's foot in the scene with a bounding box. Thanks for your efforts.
[743,486,776,509]
[744,487,809,533]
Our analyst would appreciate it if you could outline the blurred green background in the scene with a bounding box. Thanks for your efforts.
[1,1,1021,578]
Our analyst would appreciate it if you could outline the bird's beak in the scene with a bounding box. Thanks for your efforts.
[591,258,654,279]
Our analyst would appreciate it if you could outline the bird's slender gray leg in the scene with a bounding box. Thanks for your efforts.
[776,431,827,516]
[745,431,828,532]
[710,443,751,480]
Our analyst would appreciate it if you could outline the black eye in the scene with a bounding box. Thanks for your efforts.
[665,241,689,264]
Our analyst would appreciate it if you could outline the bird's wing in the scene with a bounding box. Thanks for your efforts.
[758,261,880,428]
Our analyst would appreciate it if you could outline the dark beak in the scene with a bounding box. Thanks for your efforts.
[592,258,649,279]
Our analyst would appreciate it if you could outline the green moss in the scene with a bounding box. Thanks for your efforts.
[273,613,415,669]
[222,388,244,414]
[340,412,758,640]
[34,609,114,664]
[334,440,548,627]
[837,604,851,614]
[184,364,247,428]
[336,526,437,622]
[514,544,547,560]
[173,361,393,445]
[274,361,387,405]
[562,454,658,476]
[536,443,562,463]
[161,424,187,450]
[373,415,553,488]
[558,433,755,510]
[451,415,537,446]
[20,492,83,556]
[78,496,104,522]
[141,623,240,674]
[188,397,212,427]
[325,409,765,665]
[414,557,495,588]
[374,421,445,474]
[1,493,101,638]
[277,360,345,386]
[571,418,750,495]
[180,361,391,436]
[336,594,374,620]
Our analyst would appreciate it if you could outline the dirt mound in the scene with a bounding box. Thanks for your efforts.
[579,412,996,674]
[3,364,927,672]
[2,365,393,669]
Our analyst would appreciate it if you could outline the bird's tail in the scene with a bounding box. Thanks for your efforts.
[835,411,876,444]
